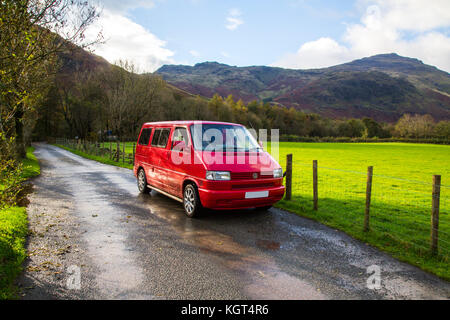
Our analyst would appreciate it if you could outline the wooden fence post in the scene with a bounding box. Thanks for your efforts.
[364,166,373,232]
[122,142,125,163]
[285,154,292,200]
[313,160,318,211]
[109,141,112,159]
[431,175,441,255]
[116,141,120,162]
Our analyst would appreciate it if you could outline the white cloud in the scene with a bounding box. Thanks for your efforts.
[225,8,244,31]
[274,0,450,72]
[189,50,200,57]
[275,37,352,69]
[363,0,450,32]
[85,9,175,72]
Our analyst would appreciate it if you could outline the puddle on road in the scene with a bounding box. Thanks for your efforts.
[256,240,280,251]
[142,193,327,299]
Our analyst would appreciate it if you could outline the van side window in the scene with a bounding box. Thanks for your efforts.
[171,127,189,149]
[157,128,171,148]
[138,128,152,146]
[151,129,162,146]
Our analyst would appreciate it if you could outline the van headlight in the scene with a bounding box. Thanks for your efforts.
[206,171,231,181]
[273,168,283,178]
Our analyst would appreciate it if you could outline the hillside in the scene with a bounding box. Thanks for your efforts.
[56,42,193,99]
[156,54,450,121]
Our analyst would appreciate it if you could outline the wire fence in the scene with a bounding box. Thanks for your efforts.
[54,138,136,166]
[284,154,450,262]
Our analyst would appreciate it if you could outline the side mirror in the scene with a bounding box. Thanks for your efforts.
[172,140,186,152]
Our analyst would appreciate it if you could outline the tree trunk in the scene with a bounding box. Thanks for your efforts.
[14,103,26,159]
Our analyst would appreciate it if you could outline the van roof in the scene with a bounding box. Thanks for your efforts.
[142,120,244,127]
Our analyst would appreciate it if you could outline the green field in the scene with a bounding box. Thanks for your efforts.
[99,141,136,155]
[0,147,40,299]
[58,140,450,280]
[271,142,450,280]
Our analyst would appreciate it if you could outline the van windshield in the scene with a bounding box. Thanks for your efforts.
[190,124,261,152]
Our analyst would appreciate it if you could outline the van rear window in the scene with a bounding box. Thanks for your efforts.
[151,129,161,146]
[151,128,171,148]
[138,128,152,146]
[157,128,171,148]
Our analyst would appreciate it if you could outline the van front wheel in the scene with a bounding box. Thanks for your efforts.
[183,184,202,218]
[137,169,150,194]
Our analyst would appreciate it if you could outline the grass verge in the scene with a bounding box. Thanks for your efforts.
[55,144,133,170]
[0,147,40,299]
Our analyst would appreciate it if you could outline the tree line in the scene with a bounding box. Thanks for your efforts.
[33,68,450,142]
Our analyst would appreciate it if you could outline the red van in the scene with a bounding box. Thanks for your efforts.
[134,121,285,217]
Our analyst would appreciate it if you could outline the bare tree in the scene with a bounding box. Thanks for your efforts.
[395,114,435,138]
[101,60,164,140]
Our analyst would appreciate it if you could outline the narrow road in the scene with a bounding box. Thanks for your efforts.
[18,143,450,299]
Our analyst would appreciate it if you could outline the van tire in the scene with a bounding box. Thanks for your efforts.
[183,183,202,218]
[137,169,150,194]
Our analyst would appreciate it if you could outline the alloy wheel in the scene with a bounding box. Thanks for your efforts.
[184,186,195,215]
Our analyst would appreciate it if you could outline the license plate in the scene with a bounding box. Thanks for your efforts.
[245,191,269,199]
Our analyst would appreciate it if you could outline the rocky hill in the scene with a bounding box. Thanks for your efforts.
[156,54,450,121]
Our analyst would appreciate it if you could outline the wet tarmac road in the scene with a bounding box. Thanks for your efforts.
[18,143,450,299]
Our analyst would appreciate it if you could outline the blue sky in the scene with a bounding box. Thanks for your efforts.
[88,0,450,72]
[127,0,356,66]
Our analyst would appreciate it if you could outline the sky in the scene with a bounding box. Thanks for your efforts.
[85,0,450,73]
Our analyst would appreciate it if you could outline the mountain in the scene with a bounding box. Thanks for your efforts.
[156,54,450,121]
[55,42,193,99]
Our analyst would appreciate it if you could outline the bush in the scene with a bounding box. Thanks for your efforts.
[278,135,450,145]
[0,136,24,209]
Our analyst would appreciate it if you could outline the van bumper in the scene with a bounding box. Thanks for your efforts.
[198,186,285,210]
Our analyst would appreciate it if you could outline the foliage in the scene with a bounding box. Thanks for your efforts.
[395,114,436,138]
[0,135,23,209]
[0,147,39,299]
[0,0,100,158]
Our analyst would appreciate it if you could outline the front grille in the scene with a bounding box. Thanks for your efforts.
[231,171,273,180]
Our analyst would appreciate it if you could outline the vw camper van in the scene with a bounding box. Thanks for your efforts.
[134,121,285,217]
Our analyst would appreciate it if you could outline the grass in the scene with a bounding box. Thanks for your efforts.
[55,144,134,170]
[99,141,136,155]
[270,142,450,280]
[21,147,41,180]
[0,147,40,299]
[57,141,450,280]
